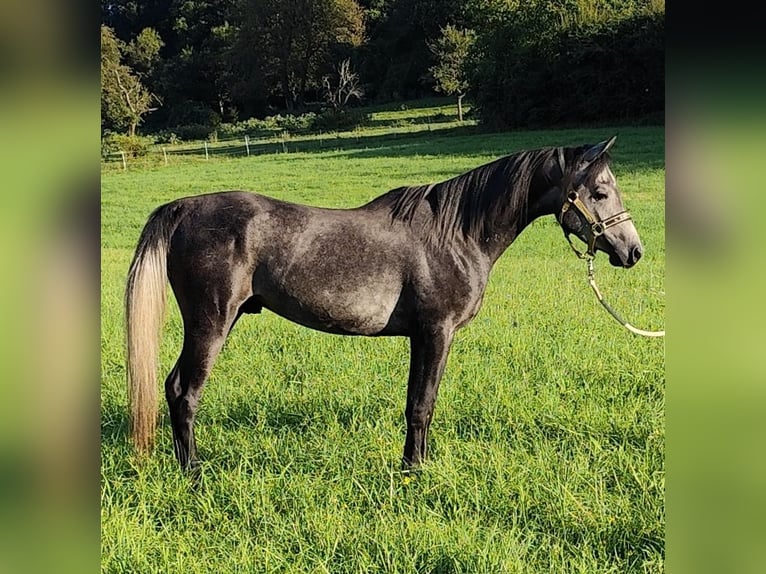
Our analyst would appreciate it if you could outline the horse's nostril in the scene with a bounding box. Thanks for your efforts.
[631,245,643,263]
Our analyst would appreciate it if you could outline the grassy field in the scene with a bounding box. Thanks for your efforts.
[102,98,477,168]
[101,107,665,573]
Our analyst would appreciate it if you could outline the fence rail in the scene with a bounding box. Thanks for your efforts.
[101,118,475,170]
[101,132,291,169]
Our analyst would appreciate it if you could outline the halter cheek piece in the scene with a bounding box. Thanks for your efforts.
[556,148,632,260]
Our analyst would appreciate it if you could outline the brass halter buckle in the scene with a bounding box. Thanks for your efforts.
[560,190,632,260]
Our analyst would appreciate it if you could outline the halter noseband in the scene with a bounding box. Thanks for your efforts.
[556,148,632,260]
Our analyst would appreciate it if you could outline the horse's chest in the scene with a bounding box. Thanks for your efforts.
[417,253,489,328]
[448,276,488,328]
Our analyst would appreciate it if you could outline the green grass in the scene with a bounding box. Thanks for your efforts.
[102,97,477,168]
[101,111,665,573]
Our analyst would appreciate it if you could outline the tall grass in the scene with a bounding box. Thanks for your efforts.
[101,113,664,573]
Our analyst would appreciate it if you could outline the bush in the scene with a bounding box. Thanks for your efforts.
[256,113,317,132]
[161,100,223,142]
[101,133,155,157]
[217,122,247,139]
[311,109,370,132]
[169,109,368,142]
[154,130,180,145]
[168,100,221,130]
[217,112,318,138]
[167,124,215,142]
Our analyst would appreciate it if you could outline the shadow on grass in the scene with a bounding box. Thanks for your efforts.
[164,122,664,175]
[172,124,481,159]
[329,127,665,174]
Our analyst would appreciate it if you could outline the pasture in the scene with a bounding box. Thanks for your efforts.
[101,113,665,573]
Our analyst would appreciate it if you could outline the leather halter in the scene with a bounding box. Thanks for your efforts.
[556,148,632,260]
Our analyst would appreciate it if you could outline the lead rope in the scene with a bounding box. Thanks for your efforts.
[585,257,665,337]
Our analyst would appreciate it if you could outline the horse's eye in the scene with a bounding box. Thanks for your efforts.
[593,191,608,201]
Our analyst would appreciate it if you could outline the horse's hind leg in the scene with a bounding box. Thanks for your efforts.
[165,304,241,471]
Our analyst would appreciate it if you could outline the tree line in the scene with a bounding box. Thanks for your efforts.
[101,0,664,138]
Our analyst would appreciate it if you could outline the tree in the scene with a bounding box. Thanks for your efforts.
[124,27,164,75]
[429,25,475,121]
[101,25,161,136]
[323,59,364,109]
[235,0,365,110]
[161,0,240,123]
[360,0,469,101]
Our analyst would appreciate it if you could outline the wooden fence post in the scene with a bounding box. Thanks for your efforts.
[162,147,168,165]
[204,141,209,160]
[120,151,127,170]
[245,135,250,156]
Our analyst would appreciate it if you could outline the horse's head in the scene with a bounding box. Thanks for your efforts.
[557,136,643,268]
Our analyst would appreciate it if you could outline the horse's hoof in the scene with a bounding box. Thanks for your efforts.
[184,461,204,488]
[401,457,423,472]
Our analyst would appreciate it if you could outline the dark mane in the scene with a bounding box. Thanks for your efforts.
[366,147,559,246]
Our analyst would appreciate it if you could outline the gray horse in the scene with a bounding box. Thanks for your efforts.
[125,136,642,471]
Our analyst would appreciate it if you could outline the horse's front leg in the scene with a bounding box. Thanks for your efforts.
[402,325,455,469]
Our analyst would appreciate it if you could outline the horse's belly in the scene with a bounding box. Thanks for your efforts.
[253,225,411,335]
[259,282,403,336]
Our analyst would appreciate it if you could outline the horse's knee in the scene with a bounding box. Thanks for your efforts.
[405,404,432,428]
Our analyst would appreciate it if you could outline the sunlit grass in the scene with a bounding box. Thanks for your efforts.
[101,115,664,573]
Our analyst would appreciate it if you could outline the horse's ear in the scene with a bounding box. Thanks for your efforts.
[581,135,617,165]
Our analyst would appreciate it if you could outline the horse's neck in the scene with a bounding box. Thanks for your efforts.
[482,182,561,264]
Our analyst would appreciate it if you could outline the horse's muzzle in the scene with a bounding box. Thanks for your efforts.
[611,243,642,268]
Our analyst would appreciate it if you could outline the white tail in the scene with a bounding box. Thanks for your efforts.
[125,205,178,455]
